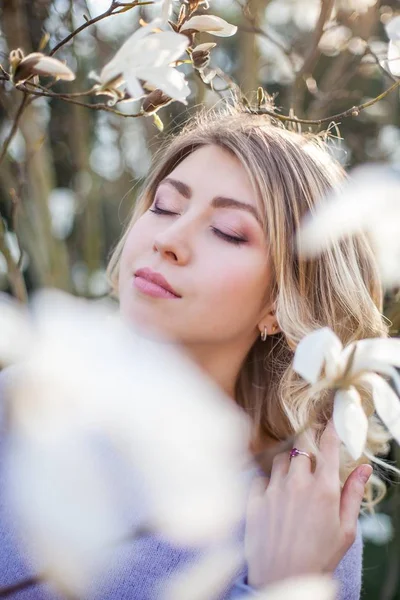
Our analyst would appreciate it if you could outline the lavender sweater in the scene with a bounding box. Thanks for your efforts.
[0,369,363,600]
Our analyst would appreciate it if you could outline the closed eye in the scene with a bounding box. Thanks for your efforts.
[149,204,247,246]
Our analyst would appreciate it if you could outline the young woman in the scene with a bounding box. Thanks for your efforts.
[107,99,391,598]
[0,99,391,599]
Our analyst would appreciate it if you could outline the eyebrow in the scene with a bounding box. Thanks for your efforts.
[158,177,263,227]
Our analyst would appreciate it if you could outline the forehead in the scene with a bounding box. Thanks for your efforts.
[166,145,259,209]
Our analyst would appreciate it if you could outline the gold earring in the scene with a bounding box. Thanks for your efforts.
[261,325,268,341]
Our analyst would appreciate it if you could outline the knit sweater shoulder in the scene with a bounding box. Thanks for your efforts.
[0,368,363,600]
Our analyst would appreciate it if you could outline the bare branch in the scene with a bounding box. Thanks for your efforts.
[296,0,335,81]
[49,0,156,57]
[247,78,400,125]
[20,83,143,117]
[365,44,397,83]
[0,93,30,167]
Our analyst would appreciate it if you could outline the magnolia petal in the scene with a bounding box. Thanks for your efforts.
[333,387,368,460]
[385,15,400,42]
[387,40,400,77]
[122,72,145,100]
[32,55,75,80]
[143,33,189,68]
[293,327,343,384]
[349,337,400,375]
[100,31,188,87]
[161,0,175,21]
[358,373,400,444]
[192,42,217,52]
[180,15,238,37]
[132,65,190,104]
[105,21,183,71]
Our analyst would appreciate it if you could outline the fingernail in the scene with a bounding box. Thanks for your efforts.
[358,464,373,484]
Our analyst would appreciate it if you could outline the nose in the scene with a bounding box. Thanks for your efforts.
[153,221,192,266]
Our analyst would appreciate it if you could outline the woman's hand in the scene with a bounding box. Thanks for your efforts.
[245,419,372,589]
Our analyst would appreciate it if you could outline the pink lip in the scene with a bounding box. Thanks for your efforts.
[133,267,181,299]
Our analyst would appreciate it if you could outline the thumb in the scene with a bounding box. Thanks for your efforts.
[340,464,372,548]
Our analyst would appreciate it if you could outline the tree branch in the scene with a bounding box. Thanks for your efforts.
[249,78,400,125]
[0,93,30,167]
[49,0,156,57]
[20,83,143,117]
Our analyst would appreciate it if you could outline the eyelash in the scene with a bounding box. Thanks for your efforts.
[149,205,247,246]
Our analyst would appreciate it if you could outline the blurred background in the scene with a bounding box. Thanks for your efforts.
[0,0,400,598]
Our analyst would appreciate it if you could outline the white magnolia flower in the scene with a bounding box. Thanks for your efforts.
[359,512,394,545]
[98,18,190,103]
[385,15,400,76]
[293,327,400,460]
[297,164,400,288]
[10,49,75,84]
[180,15,237,37]
[0,289,251,596]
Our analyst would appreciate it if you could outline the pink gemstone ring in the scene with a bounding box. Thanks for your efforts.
[289,447,317,471]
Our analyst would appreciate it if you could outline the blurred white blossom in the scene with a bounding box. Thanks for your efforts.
[47,188,77,240]
[164,545,243,600]
[293,327,400,459]
[265,0,321,31]
[0,289,251,596]
[385,15,400,76]
[359,512,394,545]
[240,574,337,600]
[96,18,190,104]
[318,26,352,57]
[335,0,377,14]
[297,164,400,288]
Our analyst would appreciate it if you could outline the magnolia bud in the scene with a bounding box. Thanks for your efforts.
[142,89,173,114]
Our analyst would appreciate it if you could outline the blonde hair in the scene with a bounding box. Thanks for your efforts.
[107,98,396,510]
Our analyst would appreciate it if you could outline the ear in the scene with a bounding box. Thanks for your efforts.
[258,309,281,337]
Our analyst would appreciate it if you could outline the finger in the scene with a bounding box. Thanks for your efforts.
[340,464,372,549]
[315,418,341,475]
[288,427,316,476]
[270,450,291,480]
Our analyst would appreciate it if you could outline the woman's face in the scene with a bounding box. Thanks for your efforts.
[118,144,272,347]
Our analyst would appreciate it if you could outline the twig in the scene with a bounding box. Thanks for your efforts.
[249,78,400,125]
[291,0,335,112]
[28,81,97,98]
[0,93,30,167]
[296,0,335,80]
[19,84,142,117]
[49,0,156,57]
[365,44,397,83]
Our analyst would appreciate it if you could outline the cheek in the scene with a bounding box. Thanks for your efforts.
[201,250,270,309]
[120,220,151,269]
